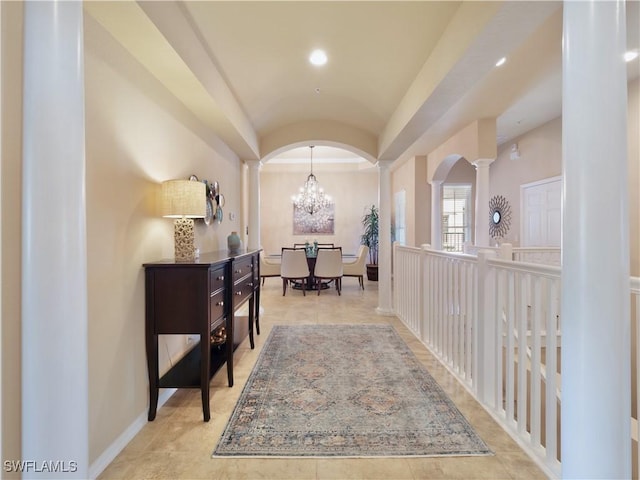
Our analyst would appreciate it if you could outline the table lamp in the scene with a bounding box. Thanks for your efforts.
[161,179,206,261]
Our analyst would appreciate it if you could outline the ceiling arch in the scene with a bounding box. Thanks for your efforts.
[260,120,378,164]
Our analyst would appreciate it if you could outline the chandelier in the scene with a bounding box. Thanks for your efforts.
[292,146,332,215]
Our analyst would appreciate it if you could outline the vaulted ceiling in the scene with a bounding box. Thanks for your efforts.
[84,1,639,166]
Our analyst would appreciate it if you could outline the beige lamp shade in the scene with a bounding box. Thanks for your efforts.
[161,180,206,218]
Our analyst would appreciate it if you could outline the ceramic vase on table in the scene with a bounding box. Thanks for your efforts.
[227,231,242,254]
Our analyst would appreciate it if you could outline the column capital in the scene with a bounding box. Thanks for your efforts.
[375,159,394,170]
[472,158,495,168]
[429,179,444,186]
[244,159,262,169]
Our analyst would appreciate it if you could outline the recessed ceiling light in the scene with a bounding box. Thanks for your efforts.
[309,49,328,66]
[495,57,507,67]
[625,50,639,62]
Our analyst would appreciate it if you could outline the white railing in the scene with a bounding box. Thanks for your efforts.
[424,249,478,387]
[394,243,640,478]
[512,247,561,266]
[487,257,562,475]
[463,244,561,267]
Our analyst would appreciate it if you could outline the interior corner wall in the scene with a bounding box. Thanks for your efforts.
[1,2,22,474]
[84,16,243,465]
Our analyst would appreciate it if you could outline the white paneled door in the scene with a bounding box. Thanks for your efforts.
[521,176,562,247]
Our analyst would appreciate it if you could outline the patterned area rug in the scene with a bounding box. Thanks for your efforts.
[213,324,492,457]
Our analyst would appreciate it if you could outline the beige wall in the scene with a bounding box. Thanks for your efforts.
[259,164,378,256]
[628,78,639,276]
[89,16,244,464]
[489,77,638,274]
[1,2,22,471]
[0,9,247,468]
[490,117,563,246]
[391,156,430,247]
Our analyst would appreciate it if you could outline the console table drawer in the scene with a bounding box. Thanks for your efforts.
[232,256,254,282]
[210,290,225,324]
[232,276,253,305]
[209,266,226,293]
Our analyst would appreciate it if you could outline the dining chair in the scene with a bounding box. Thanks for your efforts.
[280,247,310,296]
[343,245,369,290]
[316,243,334,248]
[259,250,281,285]
[293,243,307,249]
[313,247,343,295]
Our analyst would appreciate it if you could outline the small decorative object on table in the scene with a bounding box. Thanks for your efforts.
[227,231,242,253]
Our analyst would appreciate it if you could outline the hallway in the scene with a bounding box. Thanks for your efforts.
[98,279,546,479]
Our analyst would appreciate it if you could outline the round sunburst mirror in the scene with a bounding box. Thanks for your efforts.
[489,195,512,240]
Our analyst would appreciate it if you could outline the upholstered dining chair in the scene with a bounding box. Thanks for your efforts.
[259,250,281,285]
[313,247,343,295]
[343,245,369,290]
[280,247,310,296]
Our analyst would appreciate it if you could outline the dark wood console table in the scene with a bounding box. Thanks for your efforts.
[143,249,260,422]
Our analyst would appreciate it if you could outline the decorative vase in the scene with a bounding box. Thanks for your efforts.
[227,231,242,253]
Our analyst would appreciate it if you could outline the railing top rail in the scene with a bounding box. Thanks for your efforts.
[488,257,562,278]
[631,276,640,294]
[513,246,561,252]
[395,244,479,263]
[394,244,422,254]
[424,249,478,263]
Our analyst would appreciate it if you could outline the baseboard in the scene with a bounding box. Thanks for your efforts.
[88,388,177,480]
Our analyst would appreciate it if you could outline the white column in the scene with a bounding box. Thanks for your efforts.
[246,160,261,250]
[561,1,630,478]
[376,160,394,315]
[430,180,443,250]
[472,158,493,247]
[22,2,88,478]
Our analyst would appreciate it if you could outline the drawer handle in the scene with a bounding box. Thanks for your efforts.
[235,291,243,296]
[247,282,253,287]
[234,269,242,274]
[216,275,224,281]
[216,301,224,306]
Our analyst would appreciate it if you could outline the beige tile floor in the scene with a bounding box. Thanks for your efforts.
[98,279,548,480]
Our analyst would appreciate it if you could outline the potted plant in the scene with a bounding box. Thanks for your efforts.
[360,204,379,281]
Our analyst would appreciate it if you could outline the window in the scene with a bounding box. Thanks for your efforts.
[442,185,471,252]
[394,190,406,245]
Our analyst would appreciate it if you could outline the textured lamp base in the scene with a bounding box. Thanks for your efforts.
[174,217,195,261]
